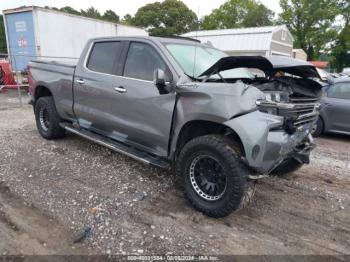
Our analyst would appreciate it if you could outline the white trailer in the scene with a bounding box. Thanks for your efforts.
[2,6,148,71]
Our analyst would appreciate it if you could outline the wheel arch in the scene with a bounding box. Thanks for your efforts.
[34,85,53,104]
[173,120,245,160]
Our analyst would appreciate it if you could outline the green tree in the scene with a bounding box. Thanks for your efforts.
[201,0,274,30]
[279,0,339,60]
[131,0,198,36]
[0,15,7,53]
[331,0,350,71]
[122,14,133,25]
[59,6,81,15]
[102,10,120,23]
[81,7,101,19]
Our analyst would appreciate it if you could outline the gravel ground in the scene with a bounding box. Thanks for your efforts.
[0,90,349,256]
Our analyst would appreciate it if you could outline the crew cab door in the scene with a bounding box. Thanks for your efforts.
[323,82,350,133]
[73,40,127,134]
[73,40,176,157]
[110,41,176,157]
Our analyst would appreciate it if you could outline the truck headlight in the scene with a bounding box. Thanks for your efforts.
[256,92,290,115]
[264,91,289,103]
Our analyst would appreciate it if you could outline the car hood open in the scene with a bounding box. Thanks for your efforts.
[198,55,320,79]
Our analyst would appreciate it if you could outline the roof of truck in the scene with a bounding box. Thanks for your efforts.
[89,36,206,46]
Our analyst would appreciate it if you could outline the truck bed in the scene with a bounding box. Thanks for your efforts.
[29,60,76,121]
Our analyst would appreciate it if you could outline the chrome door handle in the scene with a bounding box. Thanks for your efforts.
[76,79,85,84]
[114,86,127,93]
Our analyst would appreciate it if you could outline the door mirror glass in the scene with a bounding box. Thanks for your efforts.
[154,69,170,94]
[154,68,166,86]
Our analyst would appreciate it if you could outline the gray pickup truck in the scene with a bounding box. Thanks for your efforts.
[28,36,322,217]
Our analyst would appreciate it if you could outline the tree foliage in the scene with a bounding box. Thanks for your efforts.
[102,10,120,23]
[0,15,6,53]
[279,0,339,60]
[331,0,350,71]
[122,14,133,25]
[80,7,101,19]
[59,6,81,15]
[201,0,274,30]
[46,6,120,23]
[131,0,198,36]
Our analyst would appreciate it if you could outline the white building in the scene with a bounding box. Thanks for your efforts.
[292,49,307,61]
[182,25,294,57]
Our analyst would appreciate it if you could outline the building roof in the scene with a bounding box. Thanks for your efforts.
[183,25,289,37]
[181,25,293,53]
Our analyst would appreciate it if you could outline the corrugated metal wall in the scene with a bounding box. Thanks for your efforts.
[190,33,271,53]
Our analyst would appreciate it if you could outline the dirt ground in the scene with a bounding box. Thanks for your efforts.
[0,90,349,256]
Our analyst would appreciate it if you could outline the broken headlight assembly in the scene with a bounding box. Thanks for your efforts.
[256,91,320,135]
[256,91,291,115]
[264,91,290,103]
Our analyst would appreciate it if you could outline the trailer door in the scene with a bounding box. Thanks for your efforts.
[4,11,37,71]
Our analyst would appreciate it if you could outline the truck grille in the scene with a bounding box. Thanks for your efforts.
[256,96,321,131]
[288,97,320,128]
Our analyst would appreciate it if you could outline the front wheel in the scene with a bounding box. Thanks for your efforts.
[176,135,255,218]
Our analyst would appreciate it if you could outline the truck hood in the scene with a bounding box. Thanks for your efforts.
[198,55,321,79]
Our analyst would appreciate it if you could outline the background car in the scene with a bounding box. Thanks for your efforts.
[313,77,350,136]
[342,68,350,76]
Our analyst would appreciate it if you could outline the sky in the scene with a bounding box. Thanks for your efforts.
[0,0,282,18]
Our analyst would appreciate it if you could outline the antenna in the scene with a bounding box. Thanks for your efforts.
[192,6,200,78]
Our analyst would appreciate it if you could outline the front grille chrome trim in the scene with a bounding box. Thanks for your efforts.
[256,98,321,129]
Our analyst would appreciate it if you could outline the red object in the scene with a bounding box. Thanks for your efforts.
[0,59,17,92]
[0,59,16,85]
[309,61,329,69]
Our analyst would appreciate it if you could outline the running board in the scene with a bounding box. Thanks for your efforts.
[60,123,170,169]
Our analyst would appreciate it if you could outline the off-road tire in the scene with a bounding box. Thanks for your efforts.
[312,117,324,137]
[271,158,303,177]
[34,96,65,139]
[176,135,255,218]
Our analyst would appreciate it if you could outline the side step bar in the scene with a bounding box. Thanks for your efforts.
[60,123,170,169]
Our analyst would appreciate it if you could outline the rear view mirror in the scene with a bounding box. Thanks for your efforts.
[154,69,169,94]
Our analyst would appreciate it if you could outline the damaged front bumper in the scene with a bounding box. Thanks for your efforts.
[224,111,316,175]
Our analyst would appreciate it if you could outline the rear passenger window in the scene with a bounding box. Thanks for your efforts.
[87,41,122,75]
[123,42,171,81]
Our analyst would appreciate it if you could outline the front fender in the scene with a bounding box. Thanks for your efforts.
[224,111,311,174]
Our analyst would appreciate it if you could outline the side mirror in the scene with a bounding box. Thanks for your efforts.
[154,69,166,86]
[326,74,335,85]
[153,69,169,94]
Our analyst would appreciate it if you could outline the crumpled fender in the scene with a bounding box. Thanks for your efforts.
[224,111,285,172]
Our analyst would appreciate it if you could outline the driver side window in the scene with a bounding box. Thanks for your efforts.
[123,42,171,82]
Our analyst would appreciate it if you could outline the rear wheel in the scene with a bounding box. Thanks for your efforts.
[34,96,65,139]
[176,135,255,218]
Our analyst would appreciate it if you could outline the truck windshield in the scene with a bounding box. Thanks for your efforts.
[165,43,254,79]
